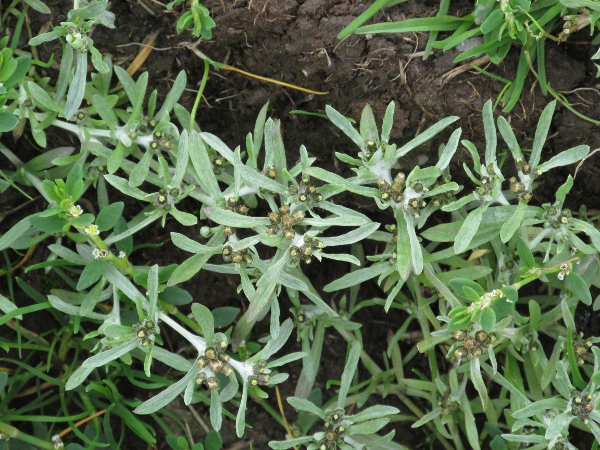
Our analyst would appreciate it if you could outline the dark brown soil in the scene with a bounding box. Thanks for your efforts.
[2,0,600,449]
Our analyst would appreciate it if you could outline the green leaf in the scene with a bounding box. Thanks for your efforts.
[204,207,268,228]
[347,418,389,435]
[326,105,364,151]
[481,308,496,332]
[82,338,138,368]
[530,100,556,168]
[169,208,198,226]
[95,202,124,231]
[92,94,117,130]
[436,266,492,284]
[287,397,326,419]
[210,389,222,431]
[338,341,361,408]
[450,278,485,296]
[555,175,573,204]
[65,50,88,119]
[191,303,215,345]
[204,430,222,450]
[500,201,527,243]
[129,149,152,187]
[189,130,222,200]
[104,175,149,201]
[65,365,95,390]
[454,205,487,254]
[492,297,514,322]
[77,259,105,290]
[135,367,199,414]
[324,263,387,292]
[566,272,592,305]
[0,112,18,132]
[318,222,379,247]
[212,307,240,328]
[501,286,518,303]
[517,237,535,269]
[236,164,287,195]
[538,145,589,172]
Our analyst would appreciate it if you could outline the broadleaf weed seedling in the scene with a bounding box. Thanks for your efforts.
[1,0,600,449]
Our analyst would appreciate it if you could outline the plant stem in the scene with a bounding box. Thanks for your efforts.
[189,58,210,131]
[0,421,55,450]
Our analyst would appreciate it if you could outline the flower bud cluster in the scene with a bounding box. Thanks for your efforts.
[402,196,427,219]
[259,165,278,195]
[558,13,589,42]
[520,332,540,353]
[474,176,495,199]
[132,319,160,347]
[222,245,253,265]
[543,204,572,230]
[87,165,107,181]
[573,339,593,366]
[295,308,308,327]
[438,397,460,416]
[509,177,533,202]
[289,176,323,205]
[223,197,249,236]
[515,157,543,179]
[289,235,324,265]
[247,359,270,386]
[266,205,305,239]
[377,172,405,203]
[66,26,89,51]
[196,341,233,391]
[211,155,226,174]
[152,187,180,211]
[316,408,346,450]
[571,391,595,424]
[75,110,87,125]
[431,176,454,207]
[137,116,157,135]
[360,140,379,160]
[149,130,173,153]
[452,330,496,361]
[386,224,398,244]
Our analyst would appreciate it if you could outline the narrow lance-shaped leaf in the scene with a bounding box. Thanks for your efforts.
[538,145,590,172]
[135,367,200,414]
[147,264,159,320]
[191,303,215,345]
[326,105,364,151]
[82,338,138,368]
[204,207,268,228]
[482,100,497,165]
[65,50,88,119]
[455,205,488,254]
[338,341,361,408]
[189,130,222,200]
[287,397,327,420]
[530,100,556,168]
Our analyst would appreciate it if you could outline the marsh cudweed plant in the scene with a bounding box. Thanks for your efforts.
[2,0,600,449]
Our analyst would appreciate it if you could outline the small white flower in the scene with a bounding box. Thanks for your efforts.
[84,224,100,236]
[69,205,83,217]
[118,251,126,259]
[558,272,565,281]
[92,248,108,259]
[52,435,64,449]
